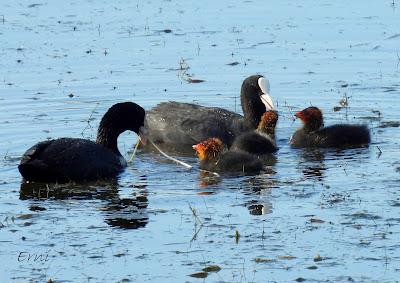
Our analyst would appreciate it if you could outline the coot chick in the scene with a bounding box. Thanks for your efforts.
[18,102,146,183]
[145,75,274,148]
[230,110,279,155]
[290,106,370,148]
[193,138,263,175]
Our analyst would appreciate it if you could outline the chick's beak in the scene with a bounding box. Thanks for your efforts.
[294,111,303,120]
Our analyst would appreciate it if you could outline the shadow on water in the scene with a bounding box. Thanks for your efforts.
[19,179,149,229]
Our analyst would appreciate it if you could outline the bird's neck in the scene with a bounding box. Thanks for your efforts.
[96,126,122,156]
[303,120,323,133]
[257,128,275,140]
[241,93,265,129]
[265,127,275,137]
[257,122,275,137]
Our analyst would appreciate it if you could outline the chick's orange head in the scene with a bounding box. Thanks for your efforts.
[193,138,224,160]
[258,110,278,130]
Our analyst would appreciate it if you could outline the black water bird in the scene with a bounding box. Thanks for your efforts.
[18,102,146,183]
[145,75,274,149]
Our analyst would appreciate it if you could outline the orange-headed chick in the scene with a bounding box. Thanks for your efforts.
[230,110,278,155]
[291,106,370,148]
[257,110,279,137]
[193,137,263,175]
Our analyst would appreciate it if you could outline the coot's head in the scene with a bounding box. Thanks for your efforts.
[258,110,279,135]
[100,102,145,133]
[295,106,323,131]
[193,138,225,161]
[241,75,275,128]
[97,102,146,154]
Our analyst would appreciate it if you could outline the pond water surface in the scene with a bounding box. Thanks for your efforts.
[1,1,400,282]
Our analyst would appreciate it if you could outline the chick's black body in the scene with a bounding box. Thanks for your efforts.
[291,124,370,148]
[217,151,263,174]
[291,106,370,149]
[231,132,277,155]
[230,110,279,155]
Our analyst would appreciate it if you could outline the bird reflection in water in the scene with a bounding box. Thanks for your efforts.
[197,164,277,216]
[242,176,275,216]
[19,177,149,229]
[198,170,221,188]
[299,149,326,181]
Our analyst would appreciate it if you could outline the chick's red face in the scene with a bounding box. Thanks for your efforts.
[295,107,322,124]
[193,138,224,161]
[193,142,206,160]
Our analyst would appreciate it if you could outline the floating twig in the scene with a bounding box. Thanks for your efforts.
[376,146,382,158]
[80,103,99,137]
[149,140,192,169]
[128,139,141,164]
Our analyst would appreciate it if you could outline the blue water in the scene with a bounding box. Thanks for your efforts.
[1,0,400,282]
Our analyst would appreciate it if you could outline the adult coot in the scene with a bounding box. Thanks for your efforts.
[290,106,370,148]
[230,110,278,155]
[18,102,146,183]
[193,137,263,175]
[145,75,274,148]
